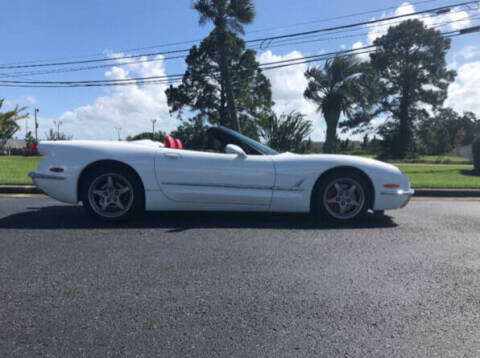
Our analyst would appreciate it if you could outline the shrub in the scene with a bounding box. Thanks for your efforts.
[473,138,480,173]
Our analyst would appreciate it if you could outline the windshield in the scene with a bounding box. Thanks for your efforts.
[218,126,279,155]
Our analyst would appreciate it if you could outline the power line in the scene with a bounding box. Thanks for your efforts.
[1,27,477,88]
[0,0,476,71]
[245,0,479,44]
[246,0,443,34]
[0,48,190,70]
[0,46,387,86]
[0,54,186,78]
[251,13,479,51]
[6,13,477,81]
[1,6,476,80]
[0,0,444,67]
[0,39,202,67]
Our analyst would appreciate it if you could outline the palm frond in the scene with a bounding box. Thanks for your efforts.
[193,0,218,25]
[228,0,255,24]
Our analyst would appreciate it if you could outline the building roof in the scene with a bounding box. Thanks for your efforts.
[4,139,26,149]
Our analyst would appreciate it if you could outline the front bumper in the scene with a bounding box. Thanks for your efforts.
[379,188,415,209]
[380,188,415,196]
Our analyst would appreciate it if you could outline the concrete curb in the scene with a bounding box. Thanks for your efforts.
[414,188,480,197]
[1,185,480,197]
[0,185,43,194]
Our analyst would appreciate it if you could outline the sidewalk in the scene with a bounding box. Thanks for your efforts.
[1,185,480,197]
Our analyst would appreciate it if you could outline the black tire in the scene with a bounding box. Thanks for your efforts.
[312,169,371,223]
[80,164,145,222]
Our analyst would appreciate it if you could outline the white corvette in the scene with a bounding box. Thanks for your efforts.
[29,126,414,223]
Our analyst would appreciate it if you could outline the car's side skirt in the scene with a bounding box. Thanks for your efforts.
[161,181,305,192]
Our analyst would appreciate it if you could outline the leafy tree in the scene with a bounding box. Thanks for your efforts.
[416,108,479,155]
[0,99,28,150]
[337,138,352,153]
[473,138,480,174]
[258,111,312,153]
[45,128,72,141]
[193,0,256,132]
[166,31,272,139]
[304,55,375,154]
[24,131,36,156]
[347,19,456,158]
[364,135,381,155]
[126,131,166,142]
[361,134,370,152]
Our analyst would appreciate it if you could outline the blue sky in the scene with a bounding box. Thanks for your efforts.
[2,0,480,141]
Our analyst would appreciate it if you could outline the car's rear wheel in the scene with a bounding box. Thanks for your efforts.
[313,170,370,223]
[80,165,144,221]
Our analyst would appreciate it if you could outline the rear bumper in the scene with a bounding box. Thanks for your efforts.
[28,172,77,203]
[28,172,66,180]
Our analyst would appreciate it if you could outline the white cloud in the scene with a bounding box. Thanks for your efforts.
[57,53,177,140]
[258,50,324,140]
[1,96,37,109]
[352,41,370,62]
[447,60,480,115]
[460,45,478,60]
[2,98,13,107]
[365,2,472,45]
[25,96,38,105]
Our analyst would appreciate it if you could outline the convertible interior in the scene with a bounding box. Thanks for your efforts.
[163,126,278,156]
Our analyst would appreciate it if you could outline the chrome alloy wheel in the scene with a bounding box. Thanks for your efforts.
[88,173,134,218]
[322,177,365,220]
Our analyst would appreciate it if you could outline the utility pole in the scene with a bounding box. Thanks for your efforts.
[34,108,39,142]
[152,119,157,134]
[53,120,63,140]
[115,127,122,141]
[25,116,28,136]
[151,119,157,139]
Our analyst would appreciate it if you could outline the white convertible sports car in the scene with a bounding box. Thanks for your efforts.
[29,126,414,223]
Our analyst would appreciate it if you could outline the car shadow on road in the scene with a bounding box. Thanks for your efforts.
[0,204,398,231]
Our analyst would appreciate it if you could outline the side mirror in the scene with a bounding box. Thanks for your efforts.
[225,144,247,159]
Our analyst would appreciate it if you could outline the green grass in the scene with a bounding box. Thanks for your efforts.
[398,165,480,189]
[0,156,43,185]
[0,156,479,189]
[356,154,472,164]
[390,155,472,164]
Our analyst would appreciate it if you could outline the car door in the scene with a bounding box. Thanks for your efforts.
[155,148,275,206]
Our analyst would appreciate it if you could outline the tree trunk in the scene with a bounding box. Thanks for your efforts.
[220,77,227,126]
[397,87,411,159]
[323,110,340,154]
[217,29,240,132]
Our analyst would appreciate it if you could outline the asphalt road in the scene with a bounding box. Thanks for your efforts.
[1,197,480,357]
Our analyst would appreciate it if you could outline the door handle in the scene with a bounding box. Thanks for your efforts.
[164,153,182,160]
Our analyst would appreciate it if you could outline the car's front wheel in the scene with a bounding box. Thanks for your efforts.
[313,170,370,223]
[80,165,144,221]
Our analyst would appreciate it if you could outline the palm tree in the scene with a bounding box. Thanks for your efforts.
[304,55,369,153]
[194,0,255,132]
[0,99,28,150]
[258,111,313,153]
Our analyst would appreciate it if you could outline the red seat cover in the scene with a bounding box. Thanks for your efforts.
[175,139,183,149]
[164,136,176,148]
